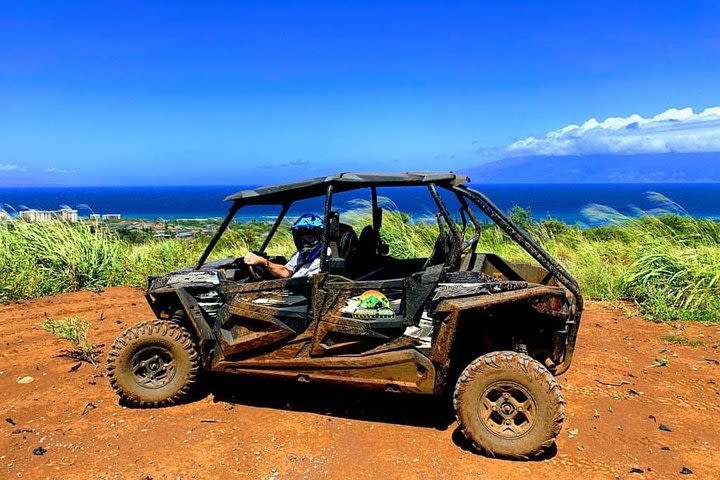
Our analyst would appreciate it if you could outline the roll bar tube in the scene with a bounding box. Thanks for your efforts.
[320,183,334,271]
[258,203,291,253]
[428,183,463,265]
[453,185,581,300]
[427,183,461,240]
[196,201,241,269]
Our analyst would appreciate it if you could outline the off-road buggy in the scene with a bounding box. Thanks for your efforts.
[107,172,583,458]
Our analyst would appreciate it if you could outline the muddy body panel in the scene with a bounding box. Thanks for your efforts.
[143,262,577,396]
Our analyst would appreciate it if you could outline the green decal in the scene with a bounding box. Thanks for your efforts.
[352,290,396,319]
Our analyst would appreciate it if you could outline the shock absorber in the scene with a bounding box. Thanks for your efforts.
[170,309,185,326]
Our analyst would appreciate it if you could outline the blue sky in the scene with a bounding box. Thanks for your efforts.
[1,1,719,186]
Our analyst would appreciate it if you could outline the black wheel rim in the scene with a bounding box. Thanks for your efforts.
[479,381,537,438]
[130,346,177,389]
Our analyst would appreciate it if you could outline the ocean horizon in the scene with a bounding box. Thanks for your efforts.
[2,183,719,225]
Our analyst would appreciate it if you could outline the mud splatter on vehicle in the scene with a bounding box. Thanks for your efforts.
[107,172,582,458]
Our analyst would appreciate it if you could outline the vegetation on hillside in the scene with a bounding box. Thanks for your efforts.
[1,197,718,323]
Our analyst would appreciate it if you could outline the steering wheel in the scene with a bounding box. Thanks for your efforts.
[247,264,270,281]
[231,253,271,282]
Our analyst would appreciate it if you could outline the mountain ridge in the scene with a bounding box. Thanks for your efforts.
[467,152,720,183]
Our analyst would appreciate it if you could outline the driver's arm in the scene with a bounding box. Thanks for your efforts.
[243,252,292,279]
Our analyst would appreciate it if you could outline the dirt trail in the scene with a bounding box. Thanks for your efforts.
[1,287,719,479]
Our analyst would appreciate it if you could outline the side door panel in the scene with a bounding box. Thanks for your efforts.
[216,278,311,358]
[310,276,408,356]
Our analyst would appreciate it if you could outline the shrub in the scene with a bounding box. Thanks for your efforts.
[42,316,99,365]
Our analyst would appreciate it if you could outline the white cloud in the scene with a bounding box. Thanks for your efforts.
[0,164,21,171]
[46,168,69,174]
[506,106,720,156]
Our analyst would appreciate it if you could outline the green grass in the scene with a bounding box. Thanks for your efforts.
[660,334,705,347]
[2,197,720,323]
[42,316,99,364]
[0,221,125,301]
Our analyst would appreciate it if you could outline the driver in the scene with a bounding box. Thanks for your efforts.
[243,213,324,279]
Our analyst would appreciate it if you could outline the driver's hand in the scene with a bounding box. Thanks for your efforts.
[243,252,267,266]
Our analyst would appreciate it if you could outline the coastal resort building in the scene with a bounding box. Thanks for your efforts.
[19,207,79,223]
[88,213,122,221]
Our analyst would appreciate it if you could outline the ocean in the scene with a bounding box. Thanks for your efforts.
[1,184,719,225]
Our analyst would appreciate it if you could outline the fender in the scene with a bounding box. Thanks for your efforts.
[429,285,571,394]
[175,287,217,365]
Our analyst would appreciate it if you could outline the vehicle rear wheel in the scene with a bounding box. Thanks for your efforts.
[453,351,564,459]
[107,320,199,407]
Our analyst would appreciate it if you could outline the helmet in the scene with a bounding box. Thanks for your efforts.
[291,213,323,255]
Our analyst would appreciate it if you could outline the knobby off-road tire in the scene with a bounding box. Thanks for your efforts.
[453,351,565,459]
[107,320,199,407]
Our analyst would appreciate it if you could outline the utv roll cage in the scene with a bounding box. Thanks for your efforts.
[195,172,582,369]
[197,173,578,292]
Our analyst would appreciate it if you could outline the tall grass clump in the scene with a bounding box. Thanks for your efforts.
[621,222,720,321]
[43,316,99,364]
[0,221,125,302]
[585,194,720,322]
[124,239,206,286]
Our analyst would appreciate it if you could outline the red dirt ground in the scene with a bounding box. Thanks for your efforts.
[1,286,719,479]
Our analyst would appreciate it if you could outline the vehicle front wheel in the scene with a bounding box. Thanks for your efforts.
[453,351,565,459]
[107,320,199,407]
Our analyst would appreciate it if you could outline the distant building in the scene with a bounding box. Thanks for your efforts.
[19,208,78,223]
[54,208,79,222]
[89,214,102,221]
[20,210,52,222]
[175,231,195,240]
[102,214,121,220]
[0,209,11,221]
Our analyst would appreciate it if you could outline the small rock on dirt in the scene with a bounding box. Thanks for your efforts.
[660,446,671,451]
[69,363,82,373]
[5,417,16,426]
[17,376,34,384]
[629,467,644,474]
[680,467,693,475]
[32,446,47,456]
[659,424,672,432]
[81,402,97,416]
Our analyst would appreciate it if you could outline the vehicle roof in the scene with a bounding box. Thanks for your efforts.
[225,172,470,204]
